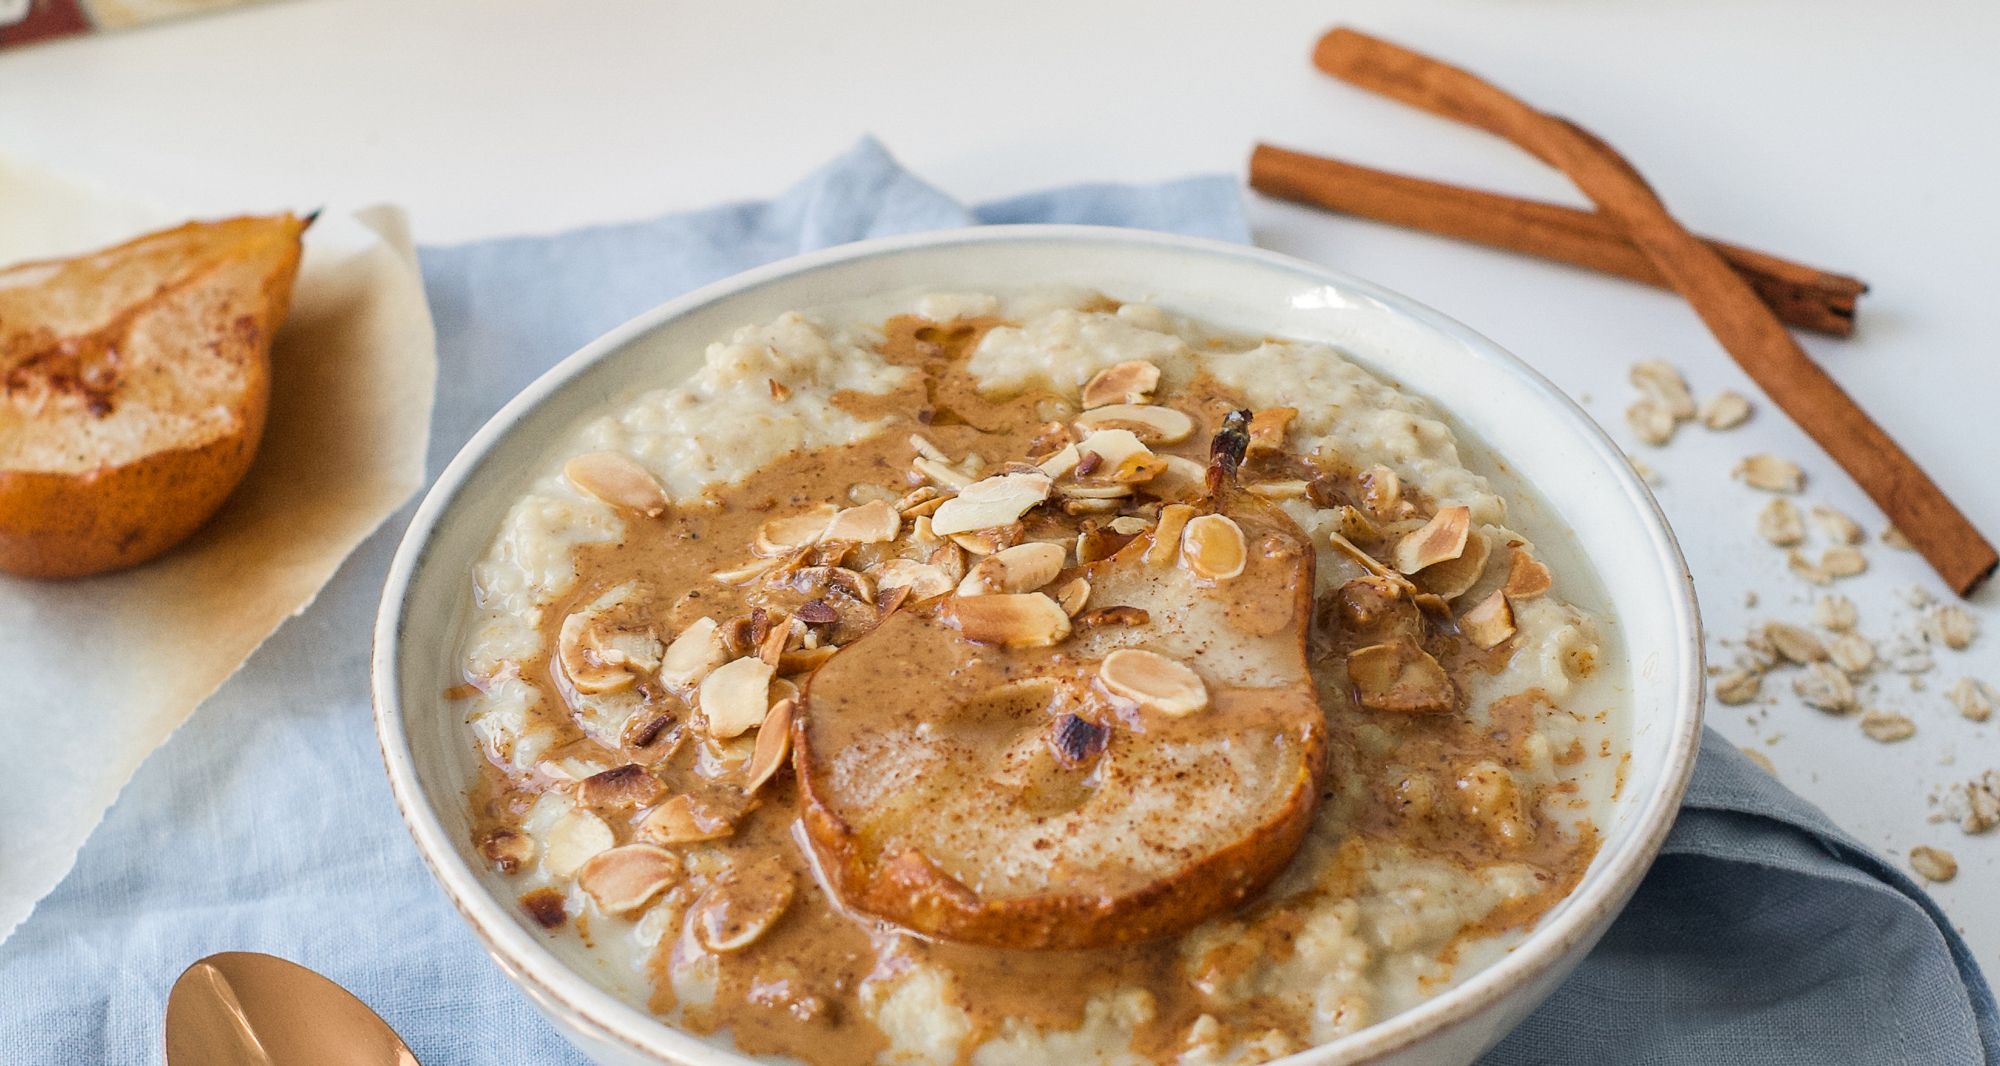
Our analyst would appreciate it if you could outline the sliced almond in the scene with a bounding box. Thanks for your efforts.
[912,456,975,491]
[1734,454,1805,493]
[1142,454,1208,503]
[745,697,795,795]
[1347,641,1455,714]
[896,485,941,512]
[478,829,536,874]
[1055,577,1091,616]
[637,794,734,845]
[1245,407,1297,457]
[1179,514,1247,581]
[564,451,670,517]
[949,524,1024,556]
[1070,428,1153,477]
[699,657,776,739]
[756,614,797,666]
[822,499,901,544]
[1147,504,1198,567]
[1073,404,1195,444]
[1503,549,1553,599]
[777,645,838,675]
[1080,360,1162,409]
[1392,506,1472,575]
[1108,452,1169,485]
[711,557,777,585]
[543,808,615,878]
[959,541,1066,596]
[1413,530,1489,600]
[1245,480,1310,500]
[1036,443,1082,479]
[909,434,952,463]
[947,592,1072,647]
[1361,465,1407,519]
[1107,516,1153,536]
[1460,590,1516,649]
[1098,648,1208,716]
[576,844,684,915]
[872,558,956,601]
[691,866,794,953]
[557,611,655,695]
[576,765,666,810]
[753,504,837,557]
[790,565,876,605]
[1335,505,1380,543]
[660,617,731,691]
[930,472,1053,535]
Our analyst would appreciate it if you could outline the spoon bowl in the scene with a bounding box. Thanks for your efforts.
[165,952,419,1066]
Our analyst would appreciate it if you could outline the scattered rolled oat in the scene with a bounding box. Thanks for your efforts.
[1885,636,1935,676]
[1786,550,1830,585]
[1812,594,1858,633]
[1818,546,1867,578]
[1882,525,1915,551]
[1827,632,1875,675]
[1740,747,1777,775]
[1699,391,1753,430]
[1764,622,1827,664]
[1714,668,1762,706]
[1631,360,1698,419]
[1734,454,1805,493]
[1626,455,1661,486]
[1626,400,1677,446]
[1809,505,1864,545]
[1859,709,1915,742]
[1944,770,2000,833]
[1794,661,1856,713]
[1756,498,1805,546]
[1947,678,1994,722]
[1908,845,1958,883]
[1928,606,1979,651]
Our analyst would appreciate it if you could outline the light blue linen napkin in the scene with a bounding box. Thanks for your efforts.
[0,138,1990,1065]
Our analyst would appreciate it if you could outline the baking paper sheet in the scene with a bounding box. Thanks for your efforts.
[0,157,437,943]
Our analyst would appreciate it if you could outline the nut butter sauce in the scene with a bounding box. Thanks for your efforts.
[466,311,1603,1064]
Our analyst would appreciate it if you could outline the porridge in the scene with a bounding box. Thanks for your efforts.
[455,290,1625,1064]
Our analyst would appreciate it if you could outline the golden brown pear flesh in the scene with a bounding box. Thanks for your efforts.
[795,414,1328,950]
[0,215,308,578]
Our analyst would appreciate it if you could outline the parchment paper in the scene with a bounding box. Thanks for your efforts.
[0,158,438,943]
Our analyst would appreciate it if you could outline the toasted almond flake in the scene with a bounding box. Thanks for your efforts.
[1756,498,1804,547]
[1714,668,1762,705]
[564,451,670,517]
[947,592,1072,647]
[949,524,1023,556]
[1057,481,1135,501]
[1882,525,1915,551]
[912,456,975,491]
[478,829,536,874]
[1828,632,1875,675]
[1413,530,1490,601]
[1461,590,1516,649]
[1503,549,1553,599]
[896,485,941,511]
[1108,452,1169,484]
[1146,504,1198,567]
[1909,845,1958,883]
[543,809,616,878]
[930,472,1053,535]
[1813,594,1858,632]
[1929,605,1980,651]
[1335,505,1380,544]
[577,845,684,915]
[1246,407,1297,457]
[1080,360,1162,409]
[1070,428,1153,475]
[909,434,951,463]
[745,698,795,795]
[1179,514,1248,581]
[822,499,901,544]
[1699,390,1752,430]
[1245,480,1311,500]
[925,540,967,582]
[1793,661,1855,713]
[1631,360,1697,420]
[959,541,1067,596]
[777,645,838,675]
[557,611,651,695]
[1327,529,1412,590]
[1347,641,1455,714]
[637,794,734,845]
[1036,443,1081,479]
[1859,709,1915,742]
[753,504,837,557]
[692,868,794,953]
[576,765,666,810]
[1108,516,1152,536]
[756,614,797,666]
[1392,506,1472,575]
[1786,550,1830,585]
[871,558,955,601]
[1073,403,1195,444]
[1142,454,1208,503]
[1098,648,1209,716]
[1625,399,1676,446]
[1947,678,1994,722]
[1360,465,1406,519]
[699,657,776,739]
[1074,605,1150,628]
[1809,505,1864,545]
[660,617,729,691]
[1734,454,1805,493]
[1765,622,1827,664]
[1055,577,1091,616]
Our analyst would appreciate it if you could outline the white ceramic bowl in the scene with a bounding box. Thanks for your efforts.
[372,225,1704,1066]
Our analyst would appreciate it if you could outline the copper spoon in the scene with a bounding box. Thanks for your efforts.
[166,952,421,1066]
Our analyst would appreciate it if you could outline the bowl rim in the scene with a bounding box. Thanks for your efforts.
[371,222,1705,1065]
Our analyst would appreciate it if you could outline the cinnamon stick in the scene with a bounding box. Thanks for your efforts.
[1312,28,1995,596]
[1248,144,1866,336]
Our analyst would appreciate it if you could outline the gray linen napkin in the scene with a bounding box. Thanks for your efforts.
[0,138,1989,1065]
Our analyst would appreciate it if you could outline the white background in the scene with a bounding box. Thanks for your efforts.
[4,0,1996,965]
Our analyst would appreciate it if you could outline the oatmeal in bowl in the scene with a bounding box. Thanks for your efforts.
[376,229,1701,1066]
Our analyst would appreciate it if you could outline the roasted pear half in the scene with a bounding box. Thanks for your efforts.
[796,414,1328,949]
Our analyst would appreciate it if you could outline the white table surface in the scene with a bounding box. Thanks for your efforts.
[5,0,1996,967]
